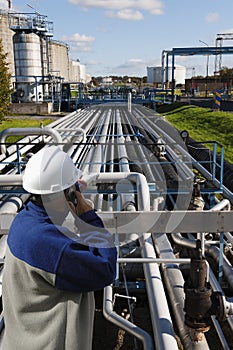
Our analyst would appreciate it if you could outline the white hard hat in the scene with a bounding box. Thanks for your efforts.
[23,145,82,194]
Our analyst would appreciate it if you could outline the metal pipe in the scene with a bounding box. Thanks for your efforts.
[210,199,231,211]
[116,112,135,208]
[0,127,63,154]
[99,171,178,349]
[0,174,23,185]
[139,233,179,350]
[57,127,87,144]
[153,232,210,350]
[0,196,23,213]
[95,172,150,212]
[0,135,39,162]
[138,117,194,181]
[135,174,178,350]
[103,285,154,350]
[128,92,132,112]
[0,104,232,349]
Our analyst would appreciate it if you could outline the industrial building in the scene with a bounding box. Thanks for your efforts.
[0,9,90,113]
[0,4,233,350]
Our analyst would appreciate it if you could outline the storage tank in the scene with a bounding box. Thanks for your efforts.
[0,11,15,76]
[79,64,86,83]
[70,60,81,82]
[147,67,156,84]
[172,65,186,85]
[49,40,69,81]
[13,31,43,102]
[147,65,186,85]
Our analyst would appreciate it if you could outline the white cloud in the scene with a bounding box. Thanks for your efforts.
[61,33,95,52]
[86,56,160,76]
[205,12,220,23]
[106,9,144,21]
[129,58,143,63]
[112,57,148,75]
[68,0,164,19]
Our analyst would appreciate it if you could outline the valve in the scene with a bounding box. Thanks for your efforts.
[155,138,166,158]
[184,240,233,341]
[184,240,212,340]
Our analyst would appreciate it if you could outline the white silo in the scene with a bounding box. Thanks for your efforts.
[171,65,186,85]
[49,40,69,81]
[0,10,14,76]
[80,64,87,83]
[147,65,186,85]
[13,31,43,102]
[70,60,81,82]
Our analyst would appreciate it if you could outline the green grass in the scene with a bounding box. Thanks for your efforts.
[0,117,55,143]
[156,103,233,163]
[2,106,233,164]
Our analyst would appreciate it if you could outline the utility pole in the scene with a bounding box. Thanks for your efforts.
[7,0,11,9]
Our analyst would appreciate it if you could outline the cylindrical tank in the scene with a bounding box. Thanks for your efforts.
[49,40,69,81]
[79,64,86,83]
[70,60,81,82]
[147,66,186,85]
[0,11,15,76]
[13,31,42,81]
[13,31,43,102]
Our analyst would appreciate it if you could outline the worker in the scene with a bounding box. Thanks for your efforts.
[2,145,117,350]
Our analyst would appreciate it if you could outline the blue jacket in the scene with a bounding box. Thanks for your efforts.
[2,201,117,350]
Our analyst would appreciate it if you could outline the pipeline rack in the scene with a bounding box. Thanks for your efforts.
[0,103,232,350]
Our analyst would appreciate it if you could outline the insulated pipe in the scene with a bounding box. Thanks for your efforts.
[0,196,23,213]
[0,127,63,154]
[101,171,178,349]
[102,171,155,349]
[103,286,154,350]
[70,111,102,164]
[134,174,178,350]
[82,110,111,174]
[94,172,150,212]
[57,127,87,157]
[0,174,23,185]
[0,135,39,162]
[139,233,179,350]
[128,92,132,112]
[153,232,210,350]
[210,198,231,211]
[116,112,136,209]
[138,117,194,181]
[57,128,87,144]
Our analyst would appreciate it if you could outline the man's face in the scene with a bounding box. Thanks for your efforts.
[41,189,72,215]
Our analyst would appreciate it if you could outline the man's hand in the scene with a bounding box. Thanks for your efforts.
[68,190,93,216]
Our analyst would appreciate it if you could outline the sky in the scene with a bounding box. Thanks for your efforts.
[1,0,233,78]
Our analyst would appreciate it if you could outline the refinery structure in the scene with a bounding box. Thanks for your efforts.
[0,103,232,349]
[0,9,90,112]
[0,6,233,350]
